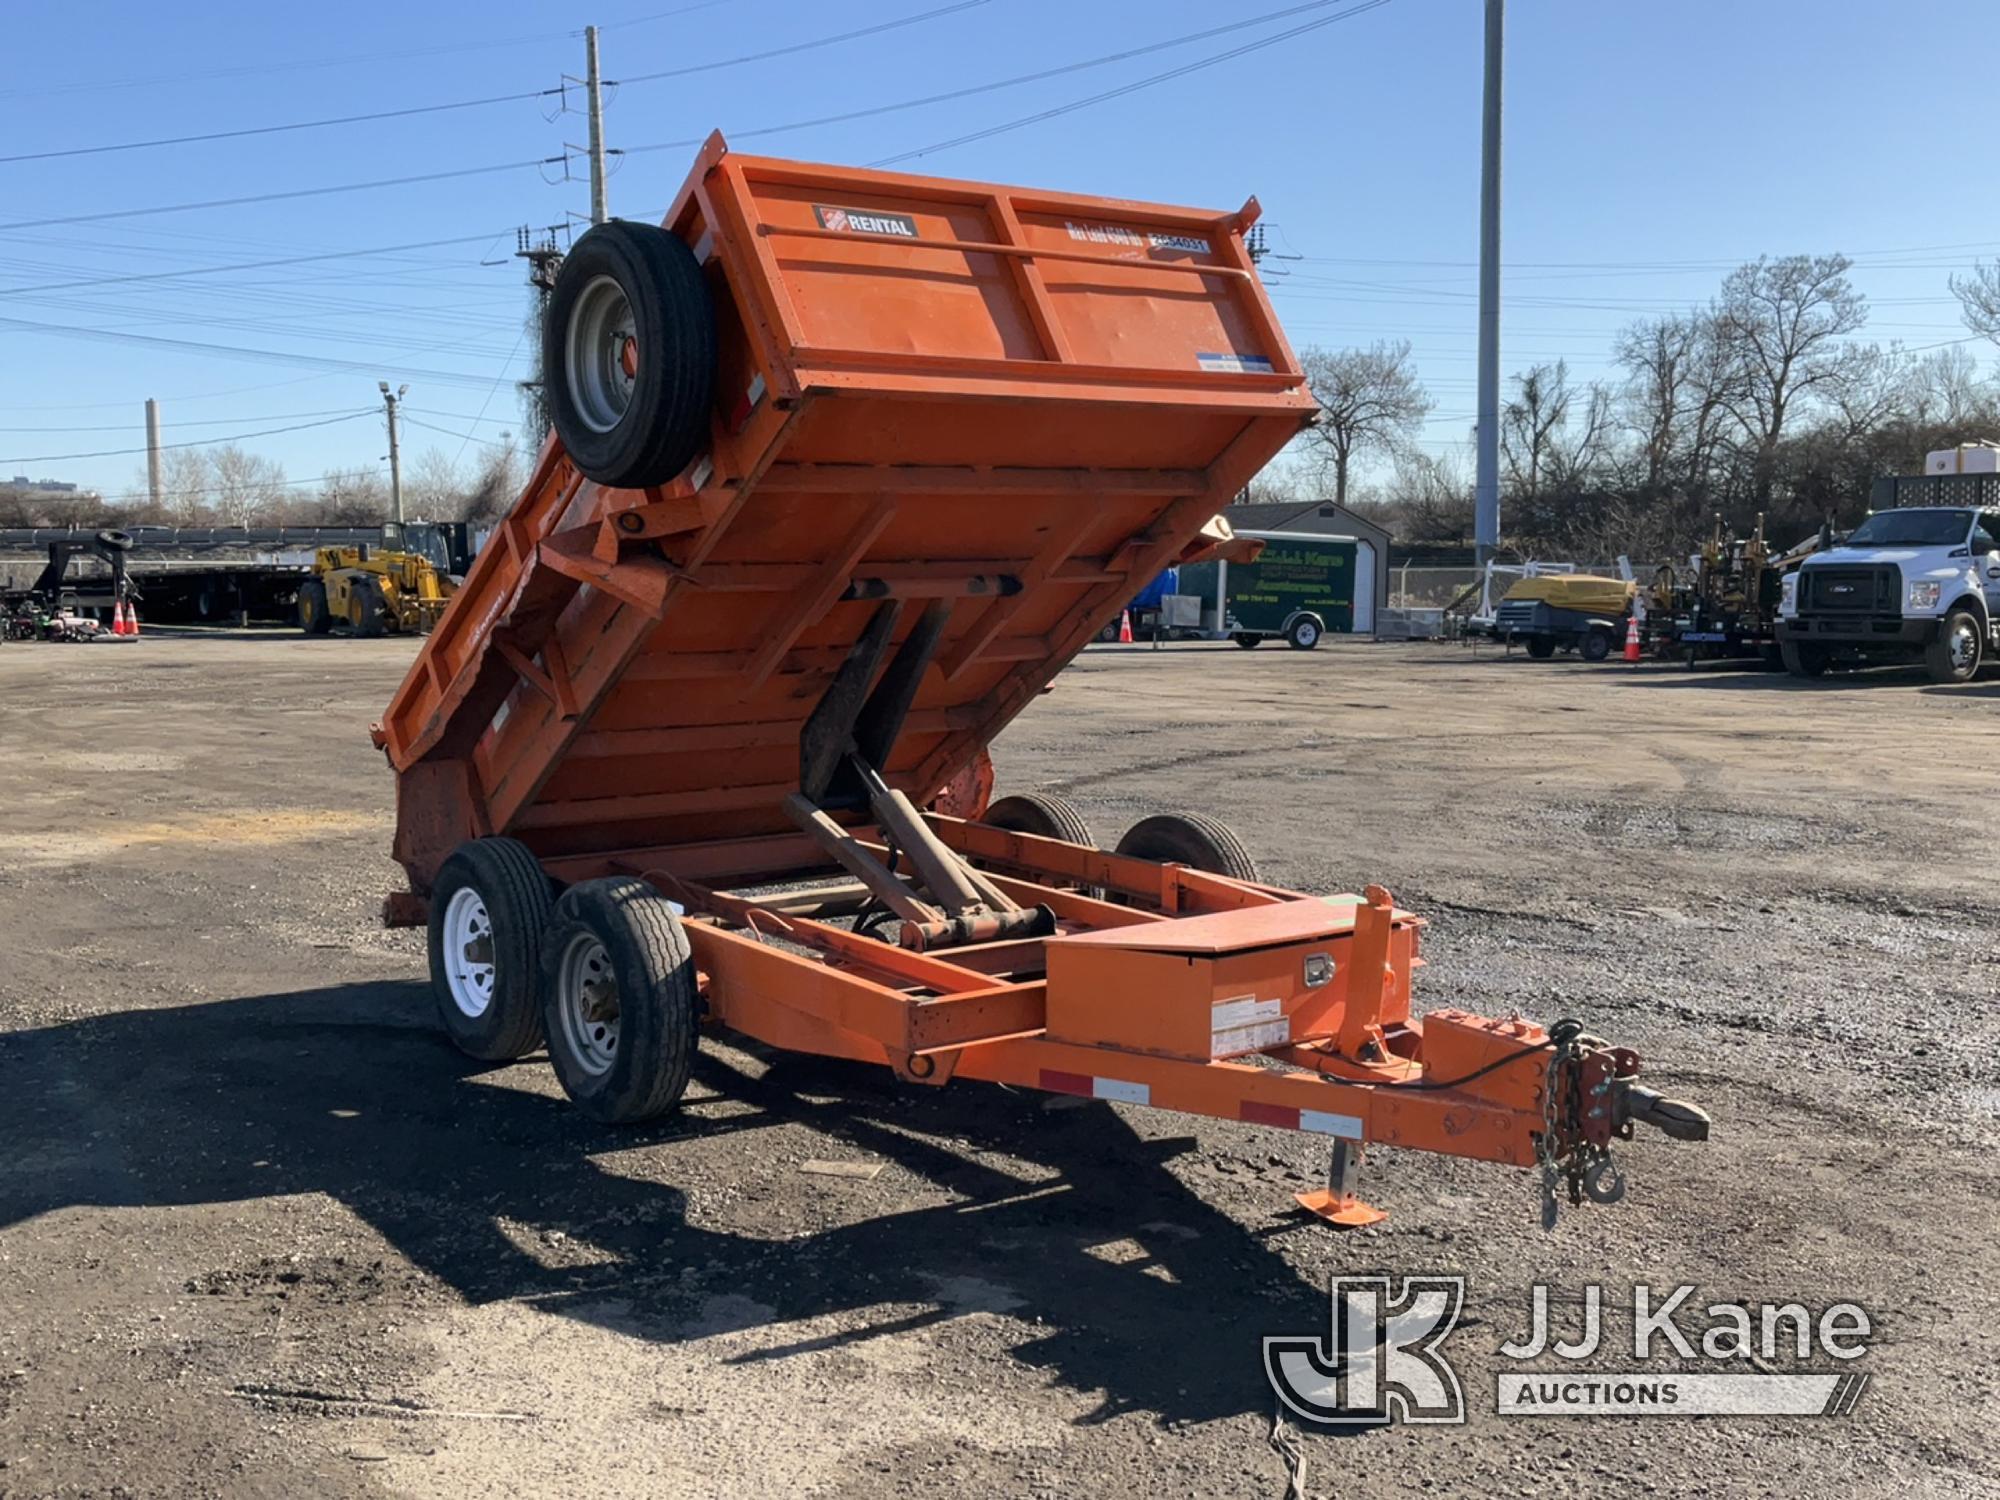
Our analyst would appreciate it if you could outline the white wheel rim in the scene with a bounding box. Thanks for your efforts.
[566,275,638,434]
[1949,622,1978,671]
[1298,622,1318,645]
[557,932,620,1076]
[442,887,496,1019]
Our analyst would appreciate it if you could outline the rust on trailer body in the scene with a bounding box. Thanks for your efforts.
[378,134,1706,1225]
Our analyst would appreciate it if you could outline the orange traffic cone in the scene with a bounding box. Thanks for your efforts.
[1623,613,1641,663]
[109,600,128,637]
[1117,609,1134,644]
[123,599,140,638]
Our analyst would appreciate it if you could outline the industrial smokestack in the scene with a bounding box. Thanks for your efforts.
[145,399,163,509]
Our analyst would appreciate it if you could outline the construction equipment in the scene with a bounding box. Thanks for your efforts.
[372,134,1706,1227]
[299,543,455,637]
[1494,573,1636,660]
[1658,514,1789,668]
[2,530,136,641]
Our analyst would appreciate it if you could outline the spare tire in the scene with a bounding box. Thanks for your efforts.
[95,529,133,551]
[545,220,717,489]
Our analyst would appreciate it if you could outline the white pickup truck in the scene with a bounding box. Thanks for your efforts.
[1777,503,2000,683]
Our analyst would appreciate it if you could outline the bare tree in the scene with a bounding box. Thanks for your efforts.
[1613,315,1696,491]
[1900,344,1994,428]
[316,467,390,526]
[1950,261,2000,343]
[158,447,212,526]
[1714,254,1868,501]
[407,447,465,519]
[1297,341,1433,508]
[1613,312,1743,493]
[207,445,289,527]
[1825,343,1912,442]
[1501,361,1610,497]
[1233,461,1311,508]
[459,436,522,526]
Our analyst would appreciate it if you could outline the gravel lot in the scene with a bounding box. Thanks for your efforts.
[1,632,1995,1499]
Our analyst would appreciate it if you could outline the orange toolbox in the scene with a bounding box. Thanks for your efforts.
[374,133,1705,1226]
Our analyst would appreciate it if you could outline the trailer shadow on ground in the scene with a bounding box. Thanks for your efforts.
[0,982,1342,1429]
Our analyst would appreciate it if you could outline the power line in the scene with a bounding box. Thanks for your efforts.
[0,406,364,434]
[0,25,589,101]
[0,162,552,235]
[603,0,735,28]
[0,314,513,389]
[0,410,376,465]
[0,92,557,166]
[402,415,517,450]
[439,331,527,469]
[619,0,997,84]
[873,0,1397,166]
[0,0,982,165]
[0,233,530,297]
[10,1,1366,235]
[621,0,1383,162]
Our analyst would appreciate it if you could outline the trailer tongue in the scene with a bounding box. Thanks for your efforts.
[373,133,1706,1226]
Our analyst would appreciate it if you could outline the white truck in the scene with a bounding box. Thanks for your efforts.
[1777,497,2000,684]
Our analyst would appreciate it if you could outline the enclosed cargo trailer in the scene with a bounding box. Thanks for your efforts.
[374,134,1705,1226]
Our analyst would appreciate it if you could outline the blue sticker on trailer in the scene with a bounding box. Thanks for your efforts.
[1197,352,1275,375]
[1679,632,1728,642]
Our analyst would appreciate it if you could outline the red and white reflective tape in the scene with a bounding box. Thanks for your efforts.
[1240,1100,1362,1139]
[1039,1069,1150,1107]
[727,373,767,432]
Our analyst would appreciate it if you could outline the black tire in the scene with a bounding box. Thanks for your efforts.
[983,792,1096,848]
[541,877,699,1124]
[1286,614,1323,650]
[297,578,332,635]
[1525,636,1556,660]
[1781,639,1827,678]
[352,581,388,638]
[1231,633,1263,649]
[427,838,554,1062]
[1579,628,1613,663]
[1115,812,1260,883]
[545,221,717,489]
[95,529,133,551]
[1924,608,1984,685]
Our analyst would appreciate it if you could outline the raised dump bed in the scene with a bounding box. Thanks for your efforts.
[376,133,1705,1227]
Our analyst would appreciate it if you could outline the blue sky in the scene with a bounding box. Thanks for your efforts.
[2,0,1994,502]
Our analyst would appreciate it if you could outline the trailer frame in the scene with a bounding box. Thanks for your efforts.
[373,133,1707,1227]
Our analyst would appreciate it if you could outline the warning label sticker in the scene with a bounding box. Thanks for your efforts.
[814,204,919,238]
[1212,1019,1291,1058]
[1197,352,1276,375]
[1211,995,1288,1058]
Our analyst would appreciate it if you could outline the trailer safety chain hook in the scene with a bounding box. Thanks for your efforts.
[1536,1017,1623,1230]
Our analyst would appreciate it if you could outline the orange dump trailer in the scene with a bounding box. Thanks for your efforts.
[374,133,1706,1226]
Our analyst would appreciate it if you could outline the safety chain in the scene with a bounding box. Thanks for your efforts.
[1533,1018,1625,1230]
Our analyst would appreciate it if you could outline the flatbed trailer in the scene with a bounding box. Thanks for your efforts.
[375,133,1706,1227]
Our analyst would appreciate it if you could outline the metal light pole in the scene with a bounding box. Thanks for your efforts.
[1473,0,1504,568]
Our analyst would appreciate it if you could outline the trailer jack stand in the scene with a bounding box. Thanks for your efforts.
[1295,1139,1387,1228]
